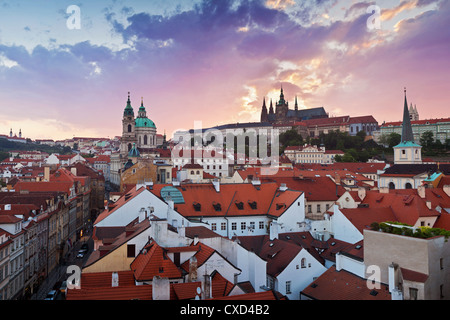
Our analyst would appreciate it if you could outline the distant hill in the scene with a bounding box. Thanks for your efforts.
[0,138,73,156]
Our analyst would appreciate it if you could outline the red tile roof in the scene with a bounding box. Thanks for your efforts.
[131,242,182,281]
[301,266,391,300]
[80,270,136,288]
[212,290,287,300]
[260,176,346,201]
[339,207,397,234]
[13,181,73,194]
[381,117,450,127]
[150,182,302,219]
[236,235,303,277]
[359,191,439,226]
[400,268,429,283]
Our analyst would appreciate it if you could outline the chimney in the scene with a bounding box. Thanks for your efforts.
[443,185,450,197]
[112,272,119,287]
[426,201,432,210]
[388,263,399,293]
[358,187,366,201]
[417,185,426,198]
[279,183,288,192]
[335,173,341,185]
[44,166,50,181]
[379,187,389,194]
[188,256,198,282]
[269,221,278,241]
[152,276,170,300]
[71,167,77,176]
[203,274,212,300]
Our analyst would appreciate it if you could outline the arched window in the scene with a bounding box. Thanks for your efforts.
[190,171,194,175]
[301,258,306,268]
[144,135,148,145]
[128,124,132,132]
[196,171,200,174]
[389,182,396,190]
[128,143,132,152]
[405,182,412,189]
[138,136,141,145]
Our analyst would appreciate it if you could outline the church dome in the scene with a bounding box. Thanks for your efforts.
[128,143,140,158]
[135,117,156,128]
[135,98,156,128]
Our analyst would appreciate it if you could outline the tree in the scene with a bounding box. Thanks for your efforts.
[280,129,303,147]
[420,131,434,149]
[387,132,401,148]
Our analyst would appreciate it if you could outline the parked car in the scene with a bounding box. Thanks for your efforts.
[76,250,85,259]
[44,290,58,300]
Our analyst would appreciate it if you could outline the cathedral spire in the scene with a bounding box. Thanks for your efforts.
[260,97,268,122]
[401,88,414,143]
[295,96,298,111]
[269,98,274,114]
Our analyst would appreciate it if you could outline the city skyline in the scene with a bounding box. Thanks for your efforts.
[1,0,449,141]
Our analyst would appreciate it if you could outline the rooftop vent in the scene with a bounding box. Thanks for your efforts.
[235,201,244,210]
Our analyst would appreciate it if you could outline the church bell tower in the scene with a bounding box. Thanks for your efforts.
[121,92,137,157]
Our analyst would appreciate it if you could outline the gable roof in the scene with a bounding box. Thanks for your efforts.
[150,182,302,218]
[94,186,147,225]
[236,235,302,277]
[301,266,391,300]
[131,241,182,281]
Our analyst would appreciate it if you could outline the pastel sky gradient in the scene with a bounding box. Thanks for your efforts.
[0,0,449,141]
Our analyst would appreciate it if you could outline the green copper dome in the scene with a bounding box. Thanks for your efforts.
[128,143,140,158]
[135,117,156,128]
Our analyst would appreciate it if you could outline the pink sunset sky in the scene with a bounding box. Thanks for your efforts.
[0,0,449,141]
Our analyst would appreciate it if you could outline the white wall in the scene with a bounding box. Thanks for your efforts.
[330,205,363,244]
[277,248,327,300]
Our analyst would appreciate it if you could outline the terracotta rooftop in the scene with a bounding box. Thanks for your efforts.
[301,266,391,300]
[150,182,302,219]
[131,241,182,281]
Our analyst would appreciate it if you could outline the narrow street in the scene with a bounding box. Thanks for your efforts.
[33,232,94,300]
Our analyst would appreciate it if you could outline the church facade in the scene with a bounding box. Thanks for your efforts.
[260,87,329,124]
[120,92,158,158]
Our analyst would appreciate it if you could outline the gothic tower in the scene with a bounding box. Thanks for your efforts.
[275,86,289,121]
[393,88,422,164]
[260,97,268,123]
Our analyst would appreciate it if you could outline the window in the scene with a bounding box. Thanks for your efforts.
[211,223,217,231]
[259,221,264,229]
[286,281,292,294]
[301,258,306,268]
[127,244,135,258]
[231,222,237,230]
[307,205,312,213]
[317,204,321,213]
[241,222,246,230]
[409,288,418,300]
[440,258,444,270]
[221,222,226,231]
